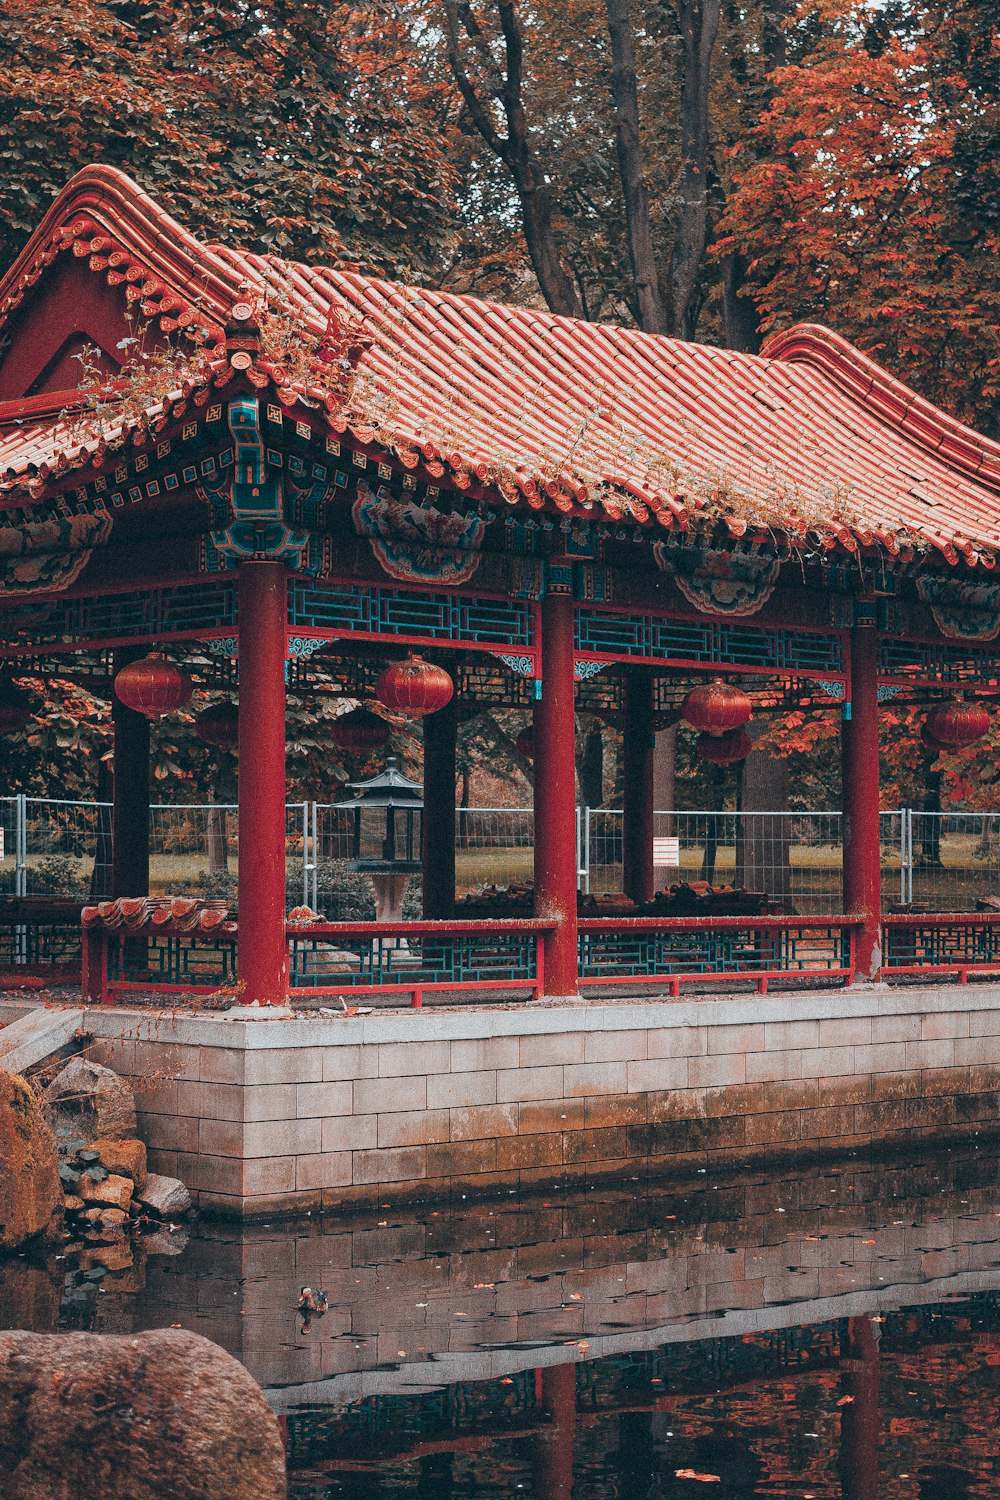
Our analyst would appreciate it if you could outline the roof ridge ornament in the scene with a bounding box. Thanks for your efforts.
[225,290,260,372]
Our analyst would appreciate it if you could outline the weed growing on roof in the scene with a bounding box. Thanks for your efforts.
[66,319,214,449]
[50,286,942,561]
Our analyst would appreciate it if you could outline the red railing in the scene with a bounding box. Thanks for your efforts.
[882,912,1000,982]
[288,919,553,1007]
[86,908,1000,1002]
[578,915,858,994]
[81,918,554,1007]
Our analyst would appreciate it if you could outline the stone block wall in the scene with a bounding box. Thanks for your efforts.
[57,983,1000,1217]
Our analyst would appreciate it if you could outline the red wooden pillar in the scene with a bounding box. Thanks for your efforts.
[111,648,150,898]
[843,624,882,980]
[533,1363,576,1500]
[422,683,457,919]
[237,561,289,1005]
[622,667,655,905]
[534,592,579,997]
[838,1315,880,1500]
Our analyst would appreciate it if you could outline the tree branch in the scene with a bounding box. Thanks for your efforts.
[605,0,668,333]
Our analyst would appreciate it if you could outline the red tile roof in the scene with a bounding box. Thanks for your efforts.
[1,165,1000,565]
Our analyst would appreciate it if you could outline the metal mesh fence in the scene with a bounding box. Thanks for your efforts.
[22,797,113,898]
[5,795,1000,915]
[905,812,1000,911]
[584,810,847,914]
[456,808,534,896]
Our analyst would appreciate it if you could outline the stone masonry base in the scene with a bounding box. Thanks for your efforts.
[4,983,1000,1217]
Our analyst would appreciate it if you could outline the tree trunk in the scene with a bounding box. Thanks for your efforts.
[606,0,667,333]
[736,722,790,907]
[666,0,722,339]
[457,760,471,849]
[206,798,229,874]
[720,249,762,353]
[577,728,604,809]
[514,161,583,317]
[442,0,582,318]
[918,750,943,868]
[90,757,114,899]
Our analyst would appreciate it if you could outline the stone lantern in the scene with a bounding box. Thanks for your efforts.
[334,757,423,924]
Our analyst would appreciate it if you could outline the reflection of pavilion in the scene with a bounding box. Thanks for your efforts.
[4,167,1000,1009]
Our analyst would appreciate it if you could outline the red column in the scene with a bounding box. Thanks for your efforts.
[532,1363,576,1500]
[237,561,289,1005]
[111,649,150,898]
[534,592,579,997]
[622,667,655,905]
[421,682,457,919]
[838,1315,880,1500]
[843,625,882,980]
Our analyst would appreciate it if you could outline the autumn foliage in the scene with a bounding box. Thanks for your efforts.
[719,0,1000,434]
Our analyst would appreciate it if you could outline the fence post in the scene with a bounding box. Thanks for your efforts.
[309,801,319,910]
[14,793,27,897]
[14,794,27,965]
[300,802,310,909]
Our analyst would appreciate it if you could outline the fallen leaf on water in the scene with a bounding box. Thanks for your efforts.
[675,1470,721,1483]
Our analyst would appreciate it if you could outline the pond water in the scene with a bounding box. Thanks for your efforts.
[2,1144,999,1497]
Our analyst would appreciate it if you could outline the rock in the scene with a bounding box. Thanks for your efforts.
[89,1241,133,1273]
[63,1195,84,1213]
[0,1261,61,1334]
[92,1136,147,1191]
[0,1070,61,1251]
[44,1058,137,1145]
[136,1173,191,1219]
[142,1225,189,1256]
[79,1172,133,1212]
[97,1207,128,1228]
[0,1328,287,1499]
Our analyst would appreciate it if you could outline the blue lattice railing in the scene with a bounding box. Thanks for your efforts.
[81,919,549,1005]
[106,932,239,990]
[880,637,1000,687]
[579,917,856,993]
[288,580,533,649]
[0,581,237,654]
[0,920,82,974]
[575,609,845,675]
[289,920,548,1003]
[81,926,239,999]
[882,914,1000,978]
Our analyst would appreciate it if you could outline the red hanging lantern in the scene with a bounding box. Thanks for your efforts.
[0,679,32,736]
[515,724,534,762]
[113,654,192,719]
[920,721,949,753]
[195,701,239,751]
[330,706,390,754]
[375,655,453,718]
[682,679,752,736]
[696,728,752,765]
[924,698,990,749]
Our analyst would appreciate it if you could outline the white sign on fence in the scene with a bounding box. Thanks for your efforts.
[652,835,680,865]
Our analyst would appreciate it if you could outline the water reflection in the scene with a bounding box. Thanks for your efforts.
[1,1144,999,1496]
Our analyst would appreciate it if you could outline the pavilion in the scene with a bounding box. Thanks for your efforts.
[2,164,1000,1010]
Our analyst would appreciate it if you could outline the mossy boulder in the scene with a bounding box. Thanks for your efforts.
[0,1071,61,1252]
[0,1328,287,1499]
